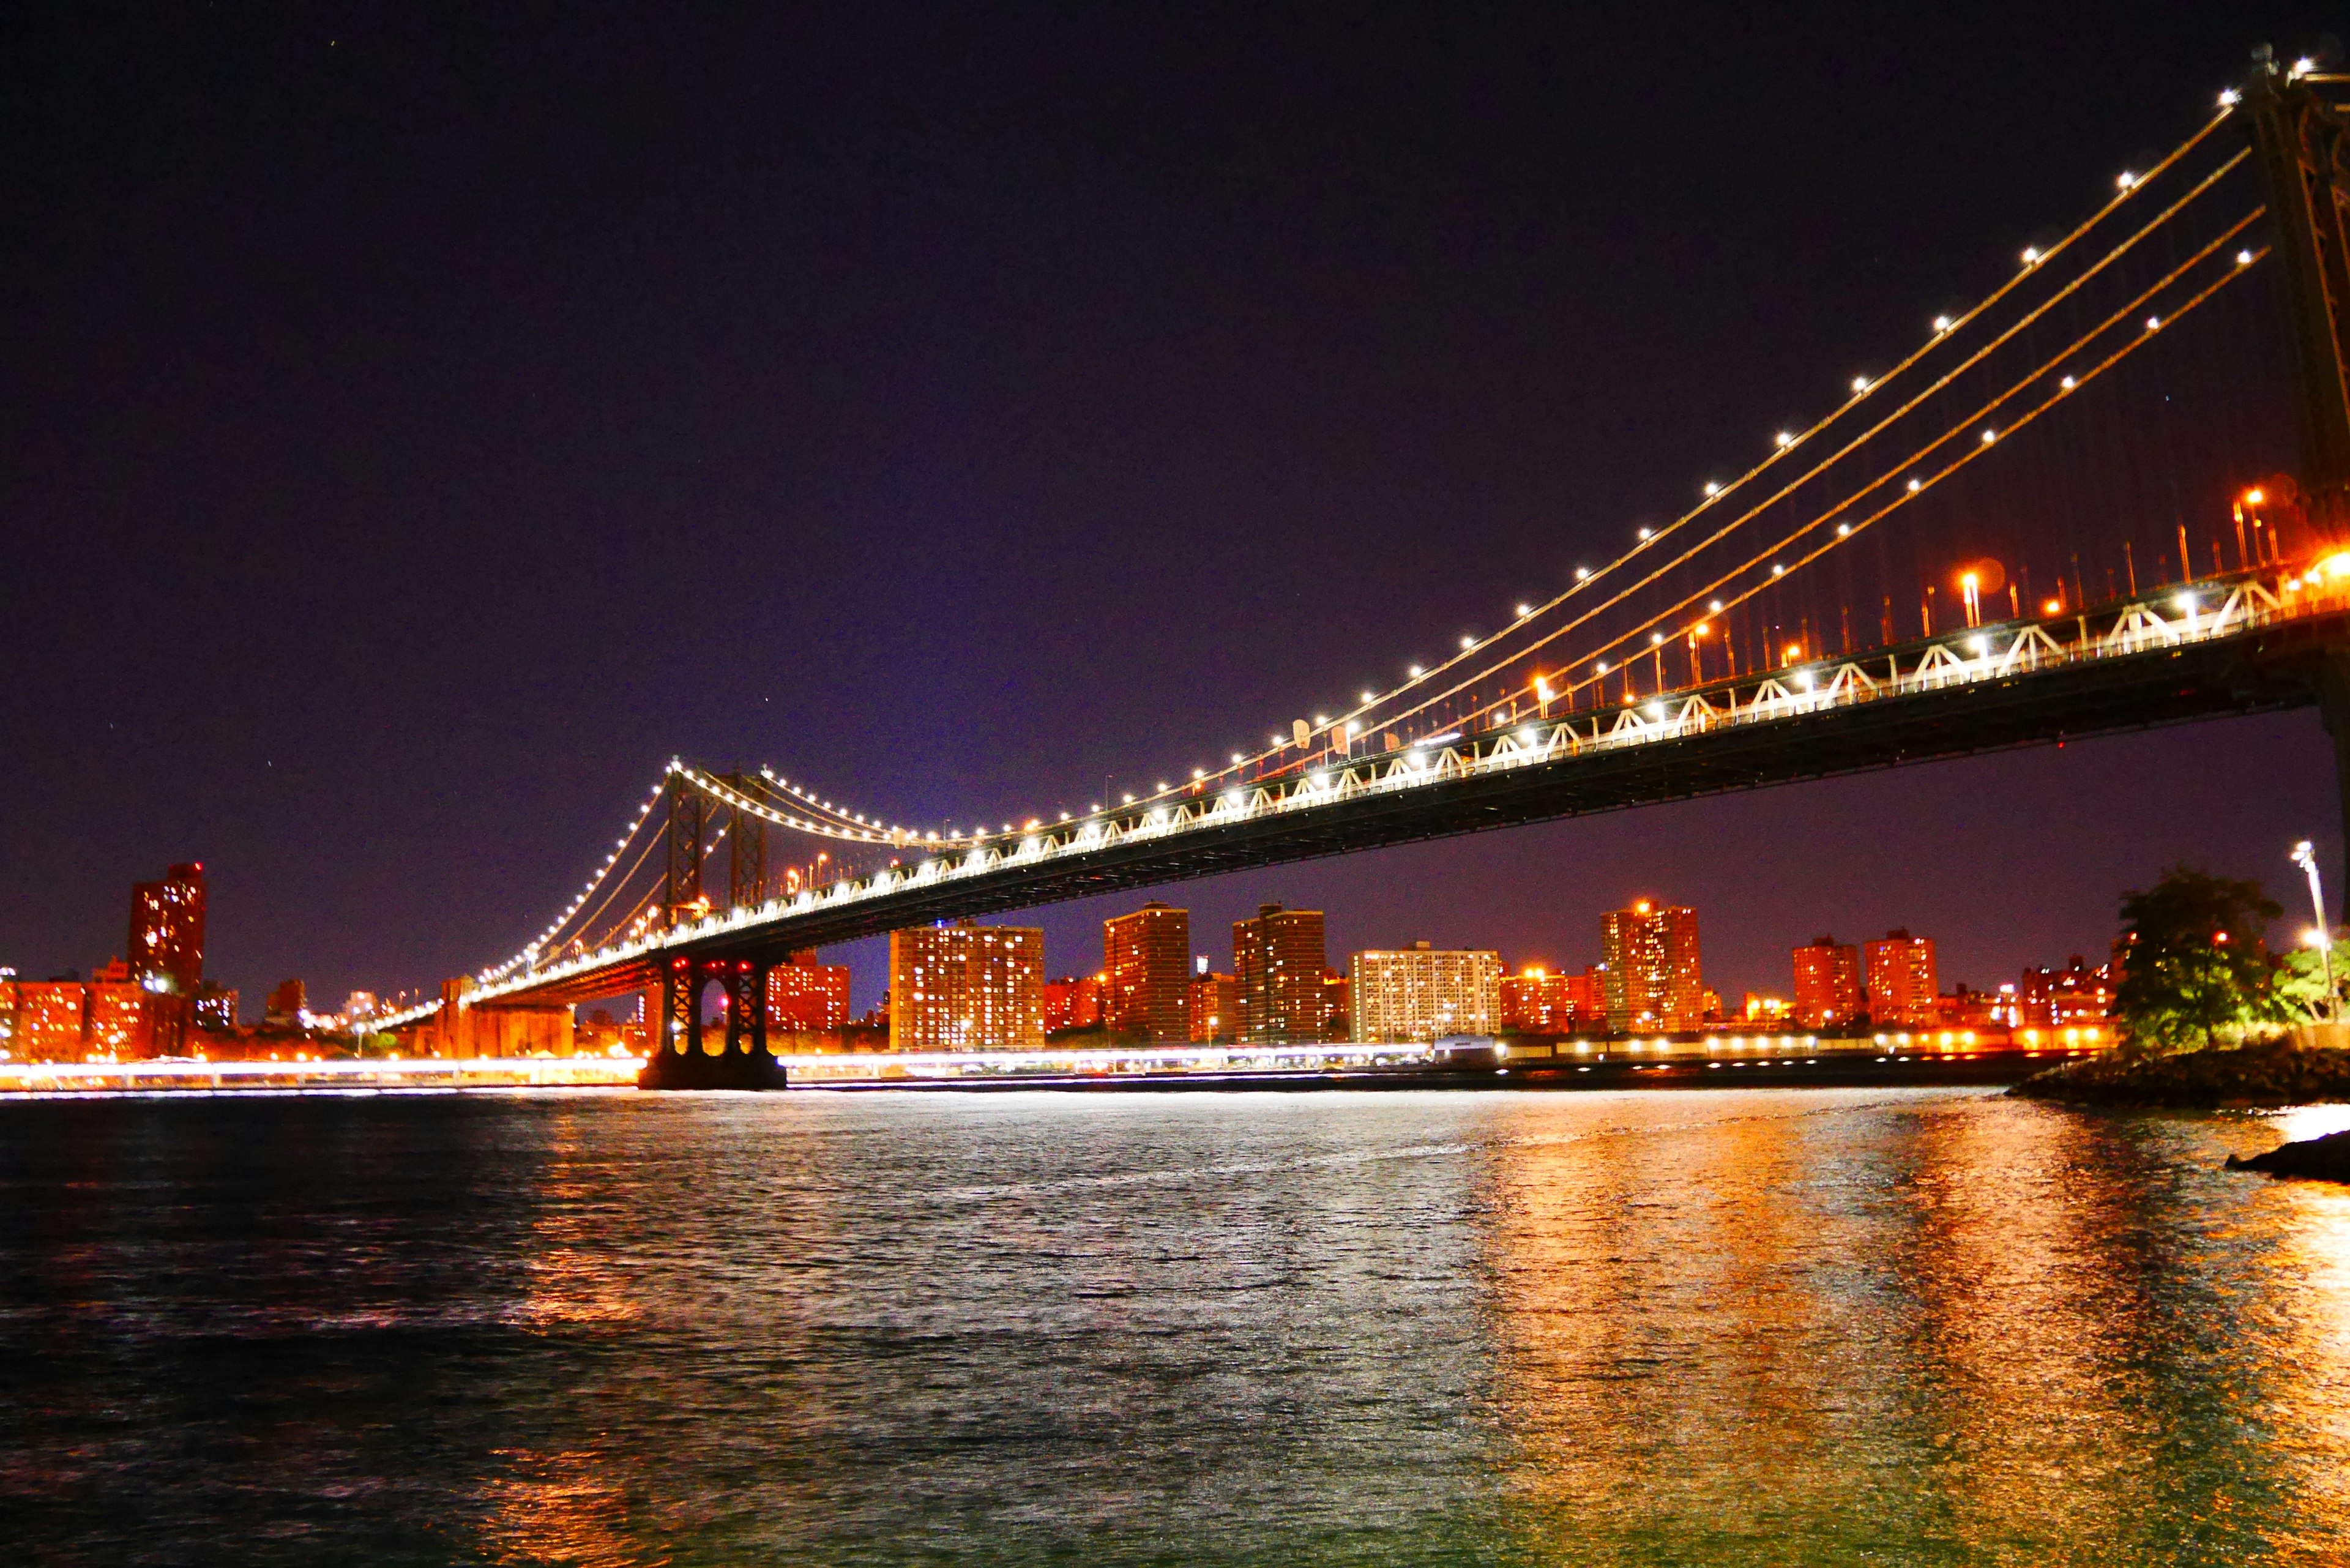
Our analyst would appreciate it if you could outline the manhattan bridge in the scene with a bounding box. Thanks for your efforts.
[378,54,2350,1086]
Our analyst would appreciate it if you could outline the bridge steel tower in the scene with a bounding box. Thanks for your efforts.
[2247,48,2350,899]
[643,772,784,1088]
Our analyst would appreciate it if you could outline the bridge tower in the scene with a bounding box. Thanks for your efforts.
[641,770,786,1088]
[2247,48,2350,900]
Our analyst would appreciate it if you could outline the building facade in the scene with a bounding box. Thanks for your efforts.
[1044,974,1105,1034]
[889,921,1045,1052]
[2019,957,2113,1027]
[128,862,206,996]
[1351,943,1502,1042]
[1499,965,1606,1033]
[1103,903,1191,1042]
[1233,904,1327,1043]
[1791,936,1865,1028]
[1600,901,1703,1031]
[1864,930,1939,1026]
[1188,972,1237,1041]
[767,949,852,1035]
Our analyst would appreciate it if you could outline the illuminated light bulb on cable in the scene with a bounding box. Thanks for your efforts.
[1360,690,1376,703]
[1595,660,1610,674]
[1460,634,1476,649]
[1636,526,1652,540]
[2220,88,2239,106]
[2021,247,2040,265]
[2294,56,2315,77]
[2116,171,2135,189]
[1771,563,1786,577]
[2236,249,2253,266]
[1409,664,1424,677]
[1574,566,1591,580]
[1708,599,1723,612]
[1516,603,1533,618]
[1704,481,1721,496]
[1932,315,1953,333]
[1649,632,1664,646]
[1837,523,1851,537]
[1851,376,1870,394]
[1906,477,1922,492]
[1980,428,1997,444]
[2144,315,2161,331]
[1774,431,1794,448]
[2061,375,2076,389]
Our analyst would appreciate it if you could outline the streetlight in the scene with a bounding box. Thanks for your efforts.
[2292,839,2335,1023]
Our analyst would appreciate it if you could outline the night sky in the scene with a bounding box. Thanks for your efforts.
[5,4,2341,1019]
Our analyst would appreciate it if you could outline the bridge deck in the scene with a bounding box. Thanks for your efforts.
[436,572,2350,1012]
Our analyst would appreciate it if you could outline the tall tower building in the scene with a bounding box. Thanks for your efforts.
[1864,930,1938,1026]
[1600,900,1703,1031]
[1233,904,1327,1043]
[1349,943,1502,1042]
[1103,903,1191,1042]
[128,862,206,996]
[1791,936,1865,1028]
[889,921,1045,1052]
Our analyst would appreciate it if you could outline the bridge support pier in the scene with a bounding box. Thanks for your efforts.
[638,955,787,1090]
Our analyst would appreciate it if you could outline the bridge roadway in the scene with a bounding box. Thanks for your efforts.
[451,566,2350,1014]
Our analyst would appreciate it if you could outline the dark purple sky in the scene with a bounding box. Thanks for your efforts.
[4,4,2340,1017]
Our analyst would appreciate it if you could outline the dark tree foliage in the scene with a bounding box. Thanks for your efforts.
[2114,867,2284,1055]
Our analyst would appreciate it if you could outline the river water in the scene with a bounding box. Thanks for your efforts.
[3,1087,2347,1565]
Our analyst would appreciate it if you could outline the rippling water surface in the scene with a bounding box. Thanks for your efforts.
[4,1088,2348,1564]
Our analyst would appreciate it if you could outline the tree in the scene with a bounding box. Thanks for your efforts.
[2113,867,2284,1055]
[2273,931,2349,1022]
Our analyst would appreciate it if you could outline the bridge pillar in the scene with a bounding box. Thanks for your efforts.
[638,954,787,1090]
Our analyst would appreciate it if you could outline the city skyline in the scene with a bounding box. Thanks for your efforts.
[2,9,2327,1023]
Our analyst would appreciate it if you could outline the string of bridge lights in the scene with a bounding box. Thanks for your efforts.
[1376,149,2259,737]
[475,777,672,983]
[1482,226,2269,725]
[1081,95,2243,815]
[469,79,2272,982]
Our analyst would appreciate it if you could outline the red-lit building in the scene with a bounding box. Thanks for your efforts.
[1189,972,1237,1041]
[1234,904,1329,1043]
[1601,901,1703,1031]
[1104,903,1191,1042]
[1864,930,1938,1026]
[1791,936,1864,1028]
[1500,965,1607,1033]
[129,862,206,996]
[7,980,88,1061]
[767,949,851,1035]
[2020,957,2114,1028]
[1045,974,1105,1034]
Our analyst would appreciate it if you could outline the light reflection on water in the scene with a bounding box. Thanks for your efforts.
[0,1088,2345,1564]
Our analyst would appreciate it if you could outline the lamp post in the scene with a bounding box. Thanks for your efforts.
[2292,839,2335,1023]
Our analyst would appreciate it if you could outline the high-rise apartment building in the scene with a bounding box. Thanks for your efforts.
[1350,943,1502,1042]
[1791,936,1865,1027]
[1044,974,1105,1033]
[1188,972,1237,1041]
[1233,904,1327,1043]
[7,980,86,1061]
[889,921,1045,1052]
[1600,900,1703,1031]
[1864,930,1938,1026]
[767,949,852,1034]
[1499,964,1608,1032]
[1104,903,1191,1042]
[127,863,206,996]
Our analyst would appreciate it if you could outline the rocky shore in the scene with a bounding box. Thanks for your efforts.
[2008,1039,2350,1109]
[2226,1130,2350,1182]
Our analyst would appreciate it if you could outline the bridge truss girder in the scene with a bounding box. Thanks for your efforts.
[484,605,2350,1011]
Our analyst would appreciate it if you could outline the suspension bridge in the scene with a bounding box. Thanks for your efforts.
[377,51,2350,1086]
